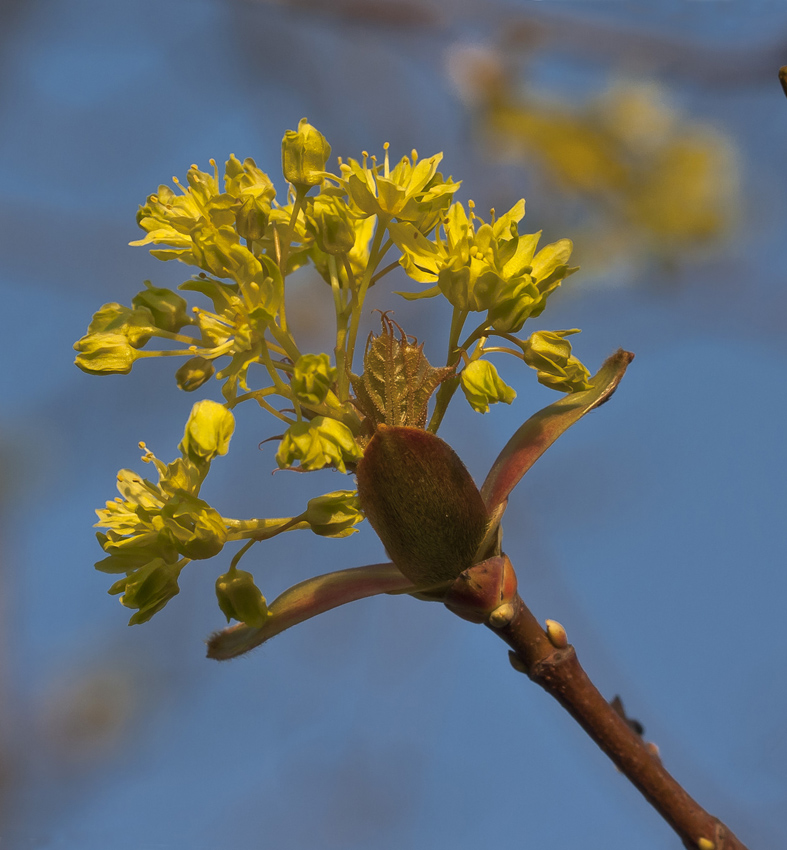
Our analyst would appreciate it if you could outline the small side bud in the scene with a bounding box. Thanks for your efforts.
[443,555,518,623]
[508,650,528,675]
[488,602,515,628]
[545,618,568,648]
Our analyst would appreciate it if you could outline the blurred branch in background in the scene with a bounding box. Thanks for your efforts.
[446,41,740,282]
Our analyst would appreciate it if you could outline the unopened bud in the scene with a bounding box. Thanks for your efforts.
[282,118,331,190]
[545,618,568,648]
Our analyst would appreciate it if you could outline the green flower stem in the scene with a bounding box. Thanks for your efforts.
[226,515,309,541]
[257,339,293,399]
[276,189,308,334]
[460,318,496,352]
[345,217,390,375]
[254,397,296,425]
[267,323,301,364]
[369,258,399,286]
[329,254,351,402]
[136,340,235,360]
[426,306,468,433]
[149,329,198,344]
[228,538,256,572]
[228,387,278,408]
[478,346,526,360]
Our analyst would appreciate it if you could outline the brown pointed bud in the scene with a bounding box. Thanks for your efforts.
[356,425,489,587]
[442,555,518,624]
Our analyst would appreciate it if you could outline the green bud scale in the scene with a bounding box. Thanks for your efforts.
[356,425,489,587]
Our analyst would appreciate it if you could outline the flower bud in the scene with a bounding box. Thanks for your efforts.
[164,493,228,560]
[235,195,269,242]
[132,281,190,333]
[276,417,362,473]
[215,569,269,628]
[356,425,489,587]
[486,276,540,333]
[310,197,355,255]
[175,356,215,392]
[282,118,331,190]
[305,490,364,538]
[179,399,235,463]
[87,302,157,347]
[291,353,336,406]
[74,332,139,375]
[522,330,591,393]
[437,265,471,311]
[109,558,180,625]
[460,360,516,413]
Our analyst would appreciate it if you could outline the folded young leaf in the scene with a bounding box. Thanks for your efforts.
[480,349,633,517]
[206,562,413,660]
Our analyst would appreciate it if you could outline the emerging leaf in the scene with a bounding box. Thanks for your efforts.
[481,349,634,517]
[351,313,454,431]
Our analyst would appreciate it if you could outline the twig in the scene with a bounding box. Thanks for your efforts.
[490,587,749,850]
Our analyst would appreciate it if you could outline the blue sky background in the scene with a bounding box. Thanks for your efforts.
[1,1,786,847]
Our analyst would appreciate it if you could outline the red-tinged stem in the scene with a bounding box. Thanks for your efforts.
[490,592,749,850]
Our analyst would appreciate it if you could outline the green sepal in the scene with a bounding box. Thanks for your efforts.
[109,558,181,626]
[86,303,157,347]
[163,492,228,560]
[132,281,191,333]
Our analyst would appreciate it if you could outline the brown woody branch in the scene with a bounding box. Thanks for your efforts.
[489,589,749,850]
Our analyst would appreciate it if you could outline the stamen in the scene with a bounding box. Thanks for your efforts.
[172,175,187,195]
[411,149,418,163]
[383,141,390,177]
